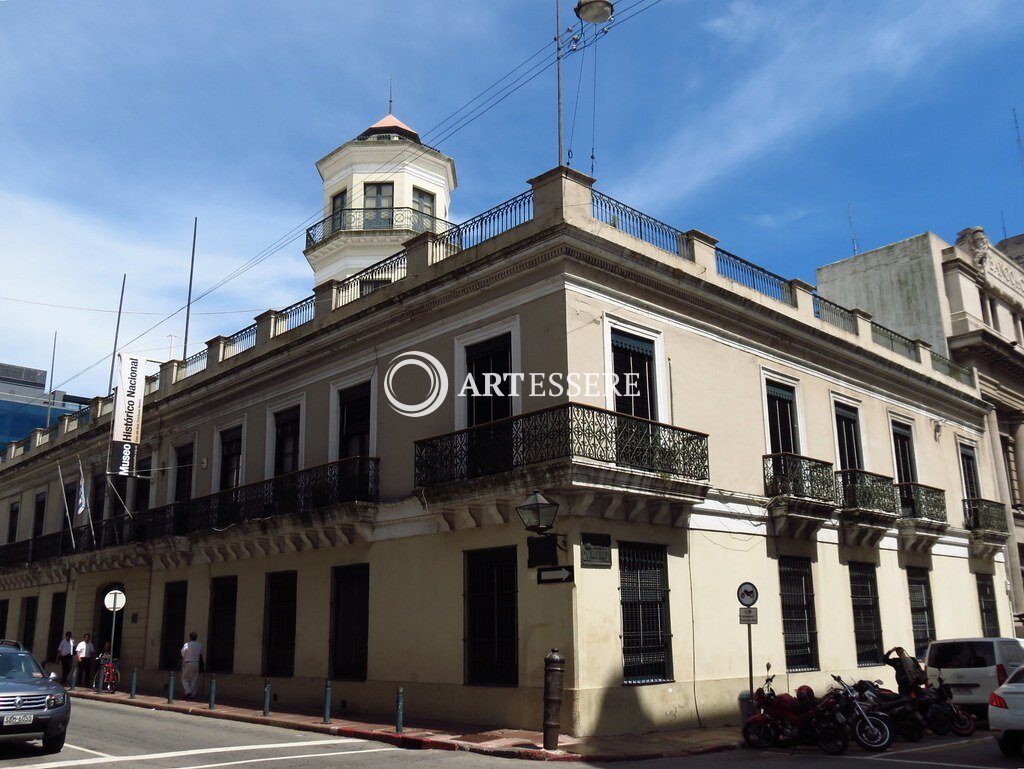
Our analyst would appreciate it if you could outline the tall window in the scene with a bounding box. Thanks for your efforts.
[412,187,435,216]
[766,381,799,454]
[907,567,936,659]
[338,383,371,459]
[960,443,980,500]
[849,563,883,666]
[174,444,194,503]
[893,421,918,514]
[219,427,243,491]
[62,483,77,529]
[135,458,151,513]
[263,571,297,677]
[45,592,67,666]
[466,333,512,427]
[91,475,106,524]
[977,574,1000,637]
[619,542,672,683]
[779,556,818,671]
[19,597,37,656]
[0,600,8,638]
[331,189,348,232]
[363,182,393,229]
[611,330,656,420]
[464,547,517,686]
[834,403,863,471]
[207,576,237,673]
[159,581,188,670]
[7,502,19,544]
[32,492,46,538]
[273,407,301,476]
[1002,436,1022,507]
[331,564,369,681]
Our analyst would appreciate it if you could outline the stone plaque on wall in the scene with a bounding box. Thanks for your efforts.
[581,532,612,568]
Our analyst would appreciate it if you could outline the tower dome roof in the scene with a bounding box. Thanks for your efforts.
[357,113,421,144]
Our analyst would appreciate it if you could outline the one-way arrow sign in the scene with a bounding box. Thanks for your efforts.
[537,565,575,584]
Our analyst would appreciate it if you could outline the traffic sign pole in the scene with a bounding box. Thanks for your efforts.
[747,623,753,702]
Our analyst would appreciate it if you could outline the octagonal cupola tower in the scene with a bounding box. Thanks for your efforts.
[303,113,458,285]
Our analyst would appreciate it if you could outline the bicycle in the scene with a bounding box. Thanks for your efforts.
[92,657,120,693]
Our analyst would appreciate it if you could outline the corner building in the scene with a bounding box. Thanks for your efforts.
[0,116,1012,736]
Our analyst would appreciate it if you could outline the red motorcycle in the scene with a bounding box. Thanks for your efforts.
[743,663,849,755]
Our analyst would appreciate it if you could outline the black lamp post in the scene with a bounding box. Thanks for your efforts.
[516,491,560,535]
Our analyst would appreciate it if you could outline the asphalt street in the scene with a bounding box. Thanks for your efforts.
[0,699,1014,769]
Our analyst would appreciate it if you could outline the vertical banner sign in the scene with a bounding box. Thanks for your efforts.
[109,354,145,476]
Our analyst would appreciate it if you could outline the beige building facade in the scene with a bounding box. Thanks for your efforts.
[0,119,1013,736]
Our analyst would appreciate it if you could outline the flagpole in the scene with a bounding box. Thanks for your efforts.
[182,217,198,360]
[56,462,76,550]
[107,275,127,394]
[45,331,57,428]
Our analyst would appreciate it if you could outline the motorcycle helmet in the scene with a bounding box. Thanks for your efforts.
[796,684,816,703]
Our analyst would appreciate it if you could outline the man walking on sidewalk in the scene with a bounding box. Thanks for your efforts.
[76,633,95,688]
[181,632,202,700]
[56,631,75,686]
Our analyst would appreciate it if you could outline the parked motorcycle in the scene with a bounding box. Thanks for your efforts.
[742,664,849,755]
[827,675,894,751]
[882,648,974,737]
[853,679,925,742]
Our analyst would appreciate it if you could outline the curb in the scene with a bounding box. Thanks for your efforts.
[68,690,741,762]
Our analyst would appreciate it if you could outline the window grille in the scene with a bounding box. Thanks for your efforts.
[263,571,297,678]
[611,331,656,420]
[207,576,237,673]
[332,564,370,681]
[849,563,883,666]
[464,547,518,686]
[906,567,935,659]
[159,581,188,670]
[834,403,863,471]
[619,542,672,684]
[779,556,818,672]
[977,574,1000,638]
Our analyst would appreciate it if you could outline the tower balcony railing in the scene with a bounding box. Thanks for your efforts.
[763,453,836,504]
[835,469,899,515]
[896,482,947,523]
[414,402,709,487]
[0,456,379,569]
[963,498,1009,532]
[305,207,452,248]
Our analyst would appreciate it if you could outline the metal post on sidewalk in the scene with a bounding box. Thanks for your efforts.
[69,662,76,691]
[209,674,216,710]
[130,668,137,699]
[168,671,175,704]
[323,680,331,724]
[543,648,565,751]
[395,687,404,734]
[263,678,270,717]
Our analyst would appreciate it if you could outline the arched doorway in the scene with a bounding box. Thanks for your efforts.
[94,582,125,658]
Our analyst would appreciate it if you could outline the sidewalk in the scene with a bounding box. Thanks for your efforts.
[68,688,741,762]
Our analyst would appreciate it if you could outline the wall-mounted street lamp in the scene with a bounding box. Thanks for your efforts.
[516,491,560,535]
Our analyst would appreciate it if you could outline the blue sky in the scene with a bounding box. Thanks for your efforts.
[1,0,1023,400]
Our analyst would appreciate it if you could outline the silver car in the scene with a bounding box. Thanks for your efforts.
[0,641,70,753]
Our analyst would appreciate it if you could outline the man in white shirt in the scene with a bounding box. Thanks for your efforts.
[55,631,74,685]
[180,632,203,700]
[75,633,95,687]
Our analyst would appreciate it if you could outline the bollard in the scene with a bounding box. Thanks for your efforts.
[130,668,137,699]
[395,687,404,734]
[263,678,270,717]
[323,680,331,724]
[168,671,175,704]
[543,648,565,751]
[209,674,216,710]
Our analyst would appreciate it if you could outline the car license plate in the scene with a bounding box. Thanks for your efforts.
[950,685,974,694]
[3,714,33,726]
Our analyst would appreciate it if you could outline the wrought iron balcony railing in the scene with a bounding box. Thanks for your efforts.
[835,469,899,514]
[414,403,710,487]
[763,453,836,504]
[0,457,379,569]
[896,482,947,523]
[306,207,451,248]
[963,498,1009,532]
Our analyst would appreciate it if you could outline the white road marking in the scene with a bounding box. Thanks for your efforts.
[13,738,365,769]
[863,737,990,757]
[173,747,401,769]
[64,744,113,757]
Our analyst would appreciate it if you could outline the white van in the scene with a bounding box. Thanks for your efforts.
[926,638,1024,711]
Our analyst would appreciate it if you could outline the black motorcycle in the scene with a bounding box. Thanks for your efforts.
[853,679,925,742]
[827,675,894,751]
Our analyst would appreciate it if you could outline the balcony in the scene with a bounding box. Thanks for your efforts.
[305,207,451,249]
[414,403,710,509]
[835,469,899,547]
[763,453,837,539]
[0,457,379,571]
[895,482,948,553]
[963,497,1009,559]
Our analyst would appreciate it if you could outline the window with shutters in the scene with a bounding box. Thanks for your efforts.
[834,403,863,471]
[174,444,194,503]
[263,571,297,677]
[465,333,512,428]
[0,600,8,638]
[766,381,799,454]
[32,492,46,538]
[611,330,657,420]
[959,443,980,500]
[273,406,301,476]
[464,547,518,686]
[619,542,672,684]
[219,426,243,491]
[338,383,371,459]
[207,576,237,673]
[779,556,818,672]
[907,567,935,659]
[977,574,1000,637]
[1002,435,1022,507]
[849,563,883,666]
[331,564,369,681]
[6,502,18,544]
[159,581,188,670]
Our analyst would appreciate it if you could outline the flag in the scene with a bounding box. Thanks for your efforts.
[77,459,95,537]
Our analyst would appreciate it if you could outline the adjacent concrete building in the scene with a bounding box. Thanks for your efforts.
[0,363,89,446]
[0,116,1013,736]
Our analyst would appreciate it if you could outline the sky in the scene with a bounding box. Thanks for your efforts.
[1,0,1023,403]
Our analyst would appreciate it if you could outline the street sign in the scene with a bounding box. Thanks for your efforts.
[739,607,758,624]
[537,566,574,584]
[737,582,759,607]
[103,589,126,613]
